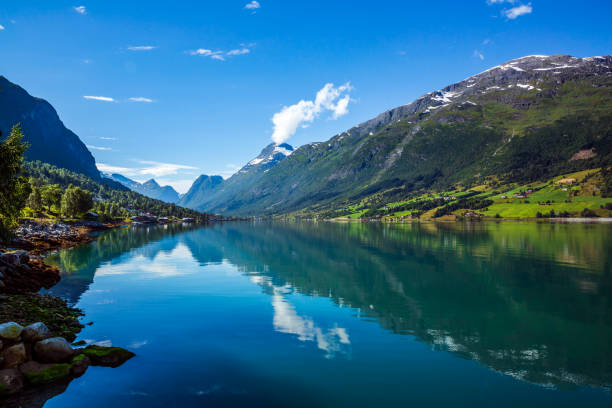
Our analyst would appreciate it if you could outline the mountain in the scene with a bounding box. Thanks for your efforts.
[104,173,180,203]
[0,76,100,180]
[179,143,293,210]
[178,175,224,209]
[188,54,612,216]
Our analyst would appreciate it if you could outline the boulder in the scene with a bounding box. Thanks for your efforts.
[1,251,28,266]
[21,322,52,343]
[0,322,23,340]
[0,368,23,396]
[34,337,74,363]
[19,361,71,386]
[70,354,90,377]
[82,345,135,367]
[1,343,27,368]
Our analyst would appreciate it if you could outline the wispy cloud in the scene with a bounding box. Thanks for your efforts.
[227,48,250,56]
[74,6,87,15]
[128,97,154,103]
[486,0,516,4]
[244,1,261,10]
[271,83,353,144]
[87,145,112,151]
[0,25,5,31]
[127,45,156,51]
[189,46,252,61]
[138,161,198,178]
[96,163,131,174]
[189,48,225,60]
[218,163,241,178]
[473,50,485,60]
[100,137,116,140]
[503,3,532,19]
[84,95,115,102]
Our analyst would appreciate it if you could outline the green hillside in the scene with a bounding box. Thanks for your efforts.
[191,55,612,218]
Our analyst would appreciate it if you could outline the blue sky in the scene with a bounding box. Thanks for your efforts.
[1,1,611,192]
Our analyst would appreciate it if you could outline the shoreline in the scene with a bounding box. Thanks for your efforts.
[329,217,612,224]
[0,220,134,403]
[0,220,125,295]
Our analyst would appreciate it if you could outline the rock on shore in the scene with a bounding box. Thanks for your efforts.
[0,320,134,398]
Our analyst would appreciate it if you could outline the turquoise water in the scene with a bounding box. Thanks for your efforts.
[43,221,612,407]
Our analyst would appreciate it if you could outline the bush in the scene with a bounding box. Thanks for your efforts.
[61,185,93,218]
[580,208,598,218]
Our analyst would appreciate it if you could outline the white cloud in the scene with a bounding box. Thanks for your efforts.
[74,6,86,14]
[190,48,218,56]
[503,3,532,19]
[136,160,198,178]
[100,137,116,140]
[128,97,154,103]
[84,95,114,102]
[271,83,353,144]
[87,145,112,151]
[486,0,516,4]
[227,48,250,56]
[189,47,252,61]
[97,163,131,174]
[244,1,261,10]
[127,45,156,51]
[0,25,5,31]
[473,50,485,60]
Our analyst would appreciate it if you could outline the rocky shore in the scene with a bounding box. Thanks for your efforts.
[8,220,117,256]
[0,220,122,294]
[0,321,134,402]
[0,220,134,406]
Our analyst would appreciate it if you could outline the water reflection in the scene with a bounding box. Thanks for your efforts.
[47,221,612,390]
[253,276,351,358]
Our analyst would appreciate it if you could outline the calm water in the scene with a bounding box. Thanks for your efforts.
[41,221,612,407]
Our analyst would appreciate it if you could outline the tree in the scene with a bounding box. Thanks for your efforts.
[41,184,63,213]
[27,180,43,213]
[61,184,93,218]
[0,125,31,241]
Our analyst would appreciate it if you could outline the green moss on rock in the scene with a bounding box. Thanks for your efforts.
[21,363,71,386]
[83,345,135,367]
[71,354,87,363]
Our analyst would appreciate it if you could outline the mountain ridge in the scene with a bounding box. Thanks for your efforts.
[182,54,612,216]
[103,173,180,203]
[179,142,294,210]
[0,76,100,180]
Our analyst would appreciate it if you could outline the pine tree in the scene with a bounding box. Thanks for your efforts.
[0,125,31,241]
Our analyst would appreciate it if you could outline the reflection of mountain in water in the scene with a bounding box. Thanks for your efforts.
[179,222,612,389]
[48,221,612,389]
[44,224,201,304]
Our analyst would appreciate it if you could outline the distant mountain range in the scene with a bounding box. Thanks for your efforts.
[3,55,611,217]
[178,143,294,210]
[179,54,612,216]
[0,76,100,180]
[103,173,180,203]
